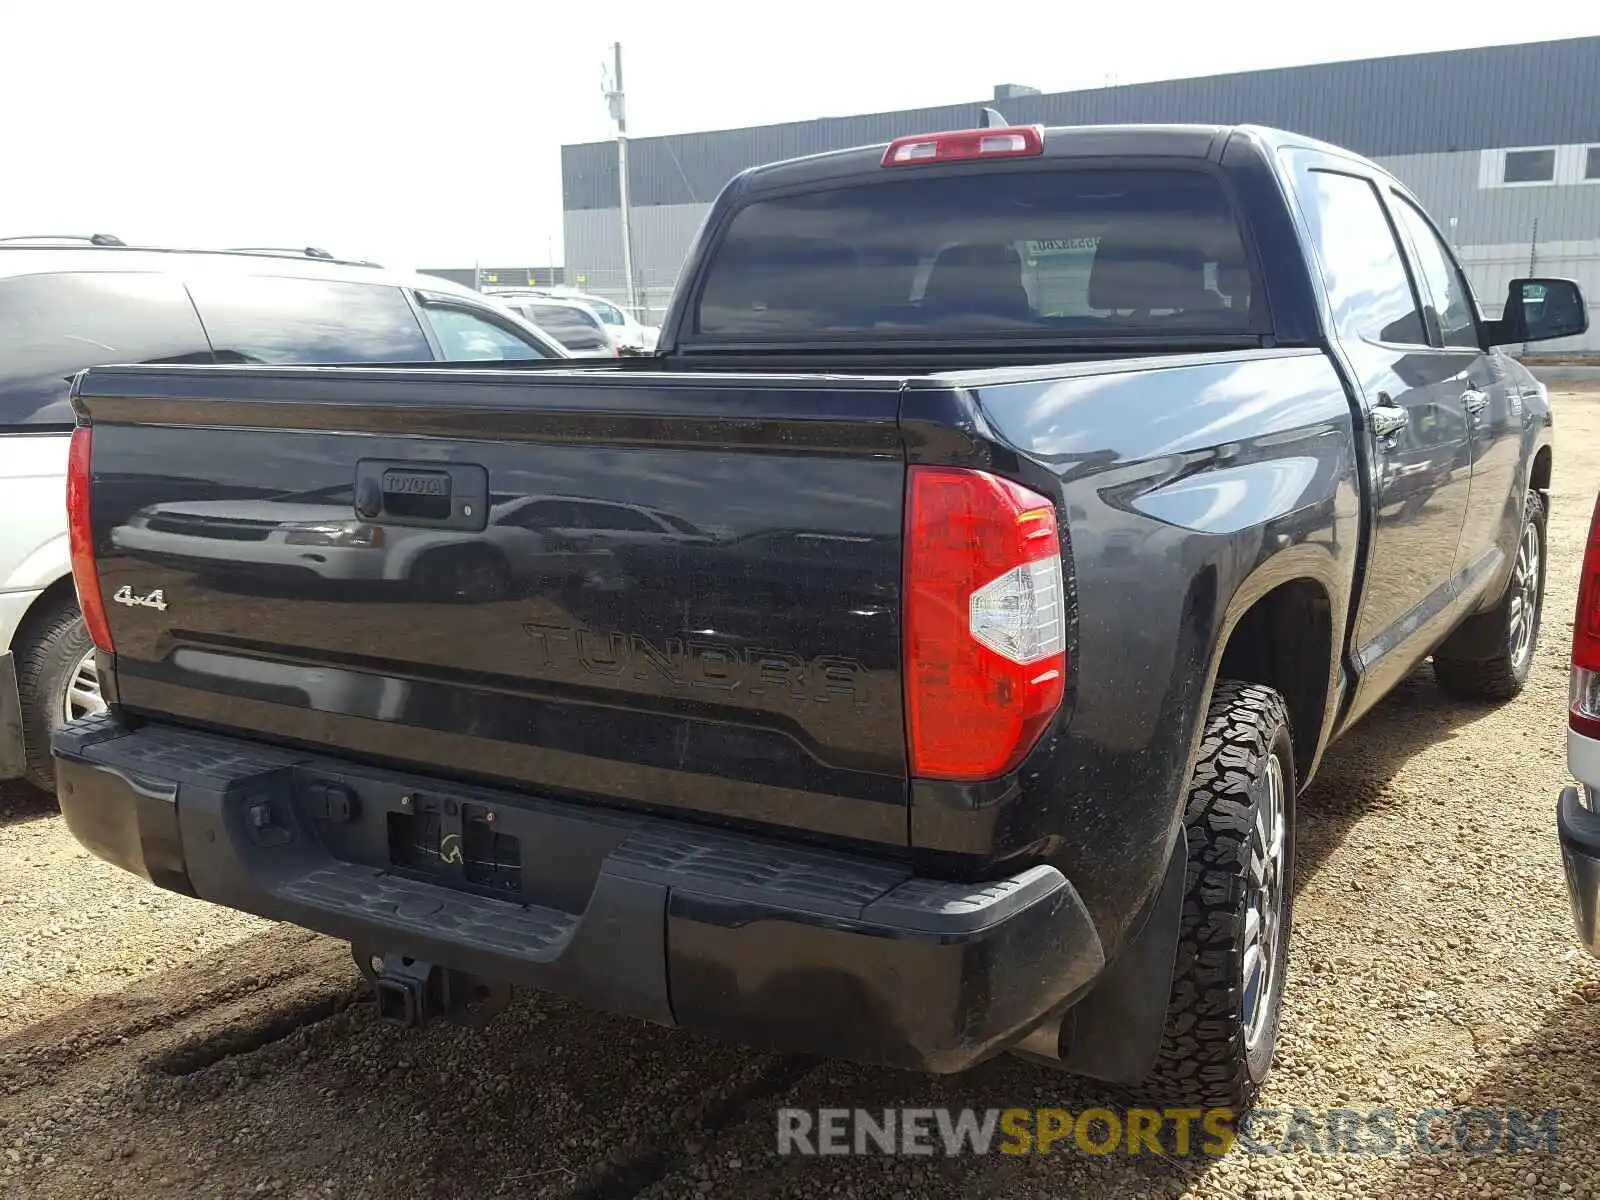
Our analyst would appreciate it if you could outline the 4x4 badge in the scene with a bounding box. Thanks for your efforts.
[113,585,168,612]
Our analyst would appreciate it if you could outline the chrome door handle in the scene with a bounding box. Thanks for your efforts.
[1370,402,1409,439]
[1463,389,1490,414]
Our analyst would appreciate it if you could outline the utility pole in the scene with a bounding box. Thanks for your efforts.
[605,42,640,318]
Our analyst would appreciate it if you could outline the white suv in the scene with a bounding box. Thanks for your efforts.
[1561,489,1600,954]
[0,236,566,792]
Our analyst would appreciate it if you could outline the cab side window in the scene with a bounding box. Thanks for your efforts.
[422,305,553,361]
[1296,169,1427,347]
[1388,194,1481,349]
[0,272,213,428]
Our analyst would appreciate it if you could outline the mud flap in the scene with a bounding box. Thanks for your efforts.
[0,652,25,781]
[1056,826,1187,1085]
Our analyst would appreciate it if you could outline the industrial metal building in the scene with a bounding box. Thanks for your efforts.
[561,35,1600,350]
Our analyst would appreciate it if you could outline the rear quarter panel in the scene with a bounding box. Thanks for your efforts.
[910,348,1360,951]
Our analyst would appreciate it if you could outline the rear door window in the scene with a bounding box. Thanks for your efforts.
[0,271,214,428]
[495,499,581,529]
[525,305,611,352]
[693,168,1257,340]
[1387,193,1481,349]
[1293,170,1427,346]
[567,502,666,533]
[421,304,555,360]
[186,275,432,363]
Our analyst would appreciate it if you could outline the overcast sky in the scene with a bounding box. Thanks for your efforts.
[4,4,1597,270]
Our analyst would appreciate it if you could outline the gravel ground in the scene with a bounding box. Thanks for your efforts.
[3,390,1600,1200]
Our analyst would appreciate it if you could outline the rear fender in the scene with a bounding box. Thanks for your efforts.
[0,435,72,595]
[3,532,71,595]
[918,347,1358,957]
[1204,544,1347,785]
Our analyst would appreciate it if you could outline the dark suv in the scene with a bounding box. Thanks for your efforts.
[0,235,567,793]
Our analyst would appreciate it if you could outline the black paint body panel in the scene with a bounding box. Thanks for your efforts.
[85,368,912,849]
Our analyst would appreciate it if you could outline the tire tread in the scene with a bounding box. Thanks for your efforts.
[14,597,92,792]
[1433,491,1547,703]
[1140,679,1292,1109]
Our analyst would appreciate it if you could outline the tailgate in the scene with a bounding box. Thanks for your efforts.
[79,365,911,848]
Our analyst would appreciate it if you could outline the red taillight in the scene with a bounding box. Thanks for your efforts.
[67,426,114,654]
[1572,490,1600,738]
[881,125,1045,168]
[904,466,1066,781]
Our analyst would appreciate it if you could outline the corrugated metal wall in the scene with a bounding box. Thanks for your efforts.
[1384,152,1600,244]
[563,37,1600,211]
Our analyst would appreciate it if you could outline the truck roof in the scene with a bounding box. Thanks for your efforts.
[730,122,1390,196]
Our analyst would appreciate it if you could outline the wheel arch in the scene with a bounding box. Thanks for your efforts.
[1213,571,1337,788]
[1530,442,1552,498]
[2,530,72,596]
[9,572,80,651]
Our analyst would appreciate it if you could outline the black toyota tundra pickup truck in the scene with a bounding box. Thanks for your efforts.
[54,122,1588,1107]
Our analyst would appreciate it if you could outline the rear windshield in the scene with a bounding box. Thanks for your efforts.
[694,168,1256,341]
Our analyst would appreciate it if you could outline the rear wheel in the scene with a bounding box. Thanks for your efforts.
[1433,490,1547,701]
[16,598,106,793]
[1138,680,1296,1108]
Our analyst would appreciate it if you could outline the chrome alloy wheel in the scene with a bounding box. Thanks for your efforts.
[1508,517,1542,672]
[1242,752,1288,1050]
[58,648,107,724]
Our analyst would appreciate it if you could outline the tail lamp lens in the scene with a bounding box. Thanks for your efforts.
[1573,491,1600,738]
[67,426,114,654]
[904,466,1066,780]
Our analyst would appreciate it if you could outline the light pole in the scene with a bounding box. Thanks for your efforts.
[604,42,640,319]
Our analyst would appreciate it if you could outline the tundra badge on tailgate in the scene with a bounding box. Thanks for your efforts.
[113,585,168,612]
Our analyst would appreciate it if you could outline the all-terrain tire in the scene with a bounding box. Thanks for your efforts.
[1138,680,1296,1109]
[15,598,95,793]
[1433,490,1548,702]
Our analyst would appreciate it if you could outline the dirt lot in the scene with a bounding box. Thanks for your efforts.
[4,391,1600,1200]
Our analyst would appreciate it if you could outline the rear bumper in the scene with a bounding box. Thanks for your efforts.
[53,715,1106,1072]
[1559,786,1600,958]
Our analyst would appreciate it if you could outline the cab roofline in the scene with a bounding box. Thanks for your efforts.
[728,121,1383,195]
